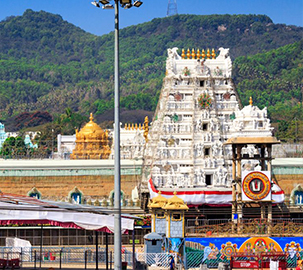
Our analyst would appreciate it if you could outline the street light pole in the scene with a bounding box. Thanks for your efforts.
[90,1,143,269]
[113,1,122,270]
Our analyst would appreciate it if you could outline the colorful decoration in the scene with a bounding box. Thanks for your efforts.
[220,242,238,260]
[230,112,236,120]
[198,93,212,109]
[284,241,301,259]
[240,237,282,253]
[171,114,179,122]
[134,215,151,227]
[183,67,190,76]
[242,171,271,201]
[214,66,223,76]
[185,237,303,269]
[174,92,182,101]
[168,137,175,146]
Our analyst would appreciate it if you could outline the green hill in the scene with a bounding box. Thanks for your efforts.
[0,10,302,140]
[233,40,303,142]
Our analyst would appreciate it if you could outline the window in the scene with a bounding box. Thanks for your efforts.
[152,240,157,245]
[69,187,83,204]
[204,147,210,156]
[206,175,212,185]
[200,80,205,87]
[202,124,208,131]
[28,187,41,199]
[156,212,165,219]
[172,213,181,221]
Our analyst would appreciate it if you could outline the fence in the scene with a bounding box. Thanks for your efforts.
[0,247,180,269]
[1,246,303,269]
[0,246,134,269]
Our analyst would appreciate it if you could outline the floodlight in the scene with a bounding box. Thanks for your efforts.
[120,0,131,4]
[100,0,110,4]
[123,3,132,9]
[133,1,143,7]
[102,4,114,9]
[91,1,100,7]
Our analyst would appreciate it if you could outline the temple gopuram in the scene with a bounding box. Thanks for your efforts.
[70,113,111,159]
[141,47,284,211]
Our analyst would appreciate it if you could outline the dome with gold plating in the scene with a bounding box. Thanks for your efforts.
[148,191,168,209]
[71,113,111,160]
[76,113,104,140]
[162,191,189,210]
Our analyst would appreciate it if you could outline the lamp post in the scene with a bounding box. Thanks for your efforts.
[90,1,143,270]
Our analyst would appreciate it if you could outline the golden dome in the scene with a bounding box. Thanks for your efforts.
[71,113,111,160]
[148,191,168,209]
[78,113,104,137]
[162,191,188,210]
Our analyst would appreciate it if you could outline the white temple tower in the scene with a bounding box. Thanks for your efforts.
[141,47,283,206]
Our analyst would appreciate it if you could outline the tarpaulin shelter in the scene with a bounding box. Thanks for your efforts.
[0,192,136,269]
[0,192,134,232]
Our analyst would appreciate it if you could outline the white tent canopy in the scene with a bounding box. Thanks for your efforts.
[0,194,134,233]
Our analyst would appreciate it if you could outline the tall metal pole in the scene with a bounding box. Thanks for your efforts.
[114,0,122,270]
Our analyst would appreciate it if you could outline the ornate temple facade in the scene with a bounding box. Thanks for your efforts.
[70,113,111,159]
[141,47,284,206]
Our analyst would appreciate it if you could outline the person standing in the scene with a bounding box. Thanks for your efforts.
[169,255,175,270]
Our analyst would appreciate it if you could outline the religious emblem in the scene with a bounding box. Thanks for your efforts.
[183,67,190,76]
[220,242,238,260]
[242,171,271,201]
[198,93,212,109]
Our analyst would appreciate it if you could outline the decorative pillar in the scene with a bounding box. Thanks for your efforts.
[232,145,237,233]
[236,145,243,233]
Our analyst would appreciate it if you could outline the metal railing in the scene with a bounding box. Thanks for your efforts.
[186,218,303,236]
[0,247,133,269]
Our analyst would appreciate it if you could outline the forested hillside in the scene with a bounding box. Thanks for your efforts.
[0,10,302,140]
[234,41,303,141]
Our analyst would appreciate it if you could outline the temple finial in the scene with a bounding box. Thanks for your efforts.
[212,48,216,59]
[186,48,190,59]
[202,49,205,59]
[206,49,211,59]
[181,49,185,59]
[191,48,196,59]
[196,49,201,59]
[90,113,93,122]
[249,97,253,106]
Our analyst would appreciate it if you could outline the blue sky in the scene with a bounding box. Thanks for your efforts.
[0,0,302,36]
